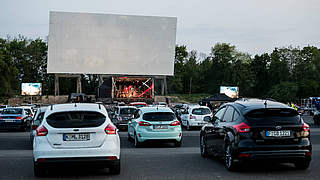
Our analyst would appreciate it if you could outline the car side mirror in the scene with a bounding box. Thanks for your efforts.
[211,116,219,123]
[204,116,212,122]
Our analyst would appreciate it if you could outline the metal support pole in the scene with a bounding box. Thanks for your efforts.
[77,76,82,93]
[54,74,59,96]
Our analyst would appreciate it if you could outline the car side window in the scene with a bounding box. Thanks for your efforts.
[214,106,227,121]
[223,106,235,122]
[233,110,240,122]
[134,110,140,119]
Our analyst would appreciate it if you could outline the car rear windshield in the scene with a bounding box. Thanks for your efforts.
[143,112,175,121]
[46,111,106,128]
[245,108,300,125]
[192,108,211,115]
[120,108,136,114]
[2,108,22,115]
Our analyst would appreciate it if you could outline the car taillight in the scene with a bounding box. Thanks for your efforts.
[170,120,180,126]
[36,126,48,136]
[105,124,117,134]
[138,121,151,126]
[303,123,310,132]
[190,115,196,119]
[233,122,250,133]
[0,117,3,120]
[32,125,38,130]
[16,116,23,120]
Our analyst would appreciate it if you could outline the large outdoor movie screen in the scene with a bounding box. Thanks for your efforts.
[47,12,177,75]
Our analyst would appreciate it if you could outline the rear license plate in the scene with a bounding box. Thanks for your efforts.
[266,130,291,137]
[5,120,14,123]
[153,125,168,129]
[198,123,206,126]
[63,133,90,141]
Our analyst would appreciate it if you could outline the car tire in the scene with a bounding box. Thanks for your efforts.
[174,140,182,147]
[134,133,141,148]
[34,163,45,177]
[109,161,121,175]
[200,135,208,158]
[294,160,310,170]
[224,143,238,171]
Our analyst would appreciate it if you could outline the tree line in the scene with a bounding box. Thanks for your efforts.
[1,36,320,103]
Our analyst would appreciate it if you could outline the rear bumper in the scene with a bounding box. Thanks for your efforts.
[35,157,120,168]
[188,121,207,127]
[237,150,311,162]
[0,123,24,129]
[137,131,182,142]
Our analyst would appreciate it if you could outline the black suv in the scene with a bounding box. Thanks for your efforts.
[200,99,311,171]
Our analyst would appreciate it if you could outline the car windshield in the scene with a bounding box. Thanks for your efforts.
[2,108,23,115]
[143,112,175,121]
[245,108,300,125]
[46,111,106,128]
[192,108,211,115]
[120,108,136,115]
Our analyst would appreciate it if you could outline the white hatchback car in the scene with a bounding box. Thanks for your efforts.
[180,105,212,130]
[33,103,120,176]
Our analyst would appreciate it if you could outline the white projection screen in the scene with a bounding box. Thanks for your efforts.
[47,12,177,75]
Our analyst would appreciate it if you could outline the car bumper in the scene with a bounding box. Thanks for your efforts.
[188,121,207,127]
[237,150,311,162]
[34,157,120,168]
[33,135,120,162]
[136,131,182,142]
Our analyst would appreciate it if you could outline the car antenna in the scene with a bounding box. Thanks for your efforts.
[50,104,53,110]
[74,103,77,107]
[98,104,101,109]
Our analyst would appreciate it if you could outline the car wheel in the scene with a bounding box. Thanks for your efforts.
[134,133,141,148]
[224,143,238,171]
[294,160,310,170]
[174,140,182,147]
[34,162,45,177]
[200,135,208,158]
[109,160,121,175]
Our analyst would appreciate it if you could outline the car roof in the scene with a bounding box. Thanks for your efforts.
[190,105,210,110]
[130,102,147,104]
[117,106,137,109]
[228,99,292,114]
[45,103,107,117]
[139,106,173,113]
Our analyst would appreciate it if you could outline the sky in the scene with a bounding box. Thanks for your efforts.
[1,0,319,55]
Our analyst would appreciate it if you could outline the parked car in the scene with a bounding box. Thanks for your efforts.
[0,107,32,131]
[200,99,312,171]
[181,105,212,130]
[128,106,182,147]
[171,104,184,121]
[33,103,120,176]
[19,106,35,118]
[30,106,48,144]
[129,102,148,108]
[112,106,137,130]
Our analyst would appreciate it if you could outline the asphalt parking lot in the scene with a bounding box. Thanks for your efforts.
[1,118,320,180]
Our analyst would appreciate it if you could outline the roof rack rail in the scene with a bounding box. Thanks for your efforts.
[265,98,276,102]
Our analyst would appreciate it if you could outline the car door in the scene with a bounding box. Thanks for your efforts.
[206,106,227,155]
[180,108,189,126]
[218,106,235,153]
[128,109,140,138]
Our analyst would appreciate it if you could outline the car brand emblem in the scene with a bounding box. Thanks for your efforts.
[275,126,282,130]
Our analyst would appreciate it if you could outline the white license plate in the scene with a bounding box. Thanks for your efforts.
[5,120,14,123]
[266,130,291,137]
[153,125,168,129]
[63,133,90,141]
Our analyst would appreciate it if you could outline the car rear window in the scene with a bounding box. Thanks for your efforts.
[46,111,106,128]
[245,108,300,125]
[120,108,136,114]
[2,108,22,114]
[192,108,211,115]
[143,112,175,121]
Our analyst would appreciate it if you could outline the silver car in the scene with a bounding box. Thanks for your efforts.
[30,107,47,144]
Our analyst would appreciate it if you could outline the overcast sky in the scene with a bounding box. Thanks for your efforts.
[1,0,319,55]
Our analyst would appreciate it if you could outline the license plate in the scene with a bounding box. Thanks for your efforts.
[266,130,291,137]
[5,120,14,123]
[63,133,90,141]
[198,123,206,126]
[153,125,168,129]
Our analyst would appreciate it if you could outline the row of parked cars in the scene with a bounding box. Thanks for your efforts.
[0,99,312,176]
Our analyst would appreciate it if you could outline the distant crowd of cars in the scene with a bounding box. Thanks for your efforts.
[0,99,313,176]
